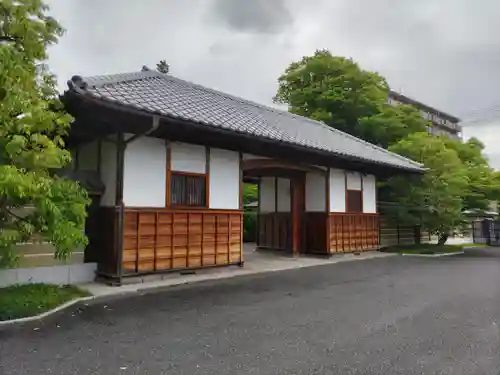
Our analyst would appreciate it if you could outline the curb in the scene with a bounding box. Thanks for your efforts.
[0,296,96,327]
[401,251,465,258]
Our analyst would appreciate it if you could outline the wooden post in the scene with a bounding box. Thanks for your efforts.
[227,213,231,264]
[154,212,158,271]
[136,212,140,273]
[325,169,330,254]
[291,176,305,256]
[170,213,174,269]
[165,141,171,207]
[274,177,278,249]
[115,133,126,282]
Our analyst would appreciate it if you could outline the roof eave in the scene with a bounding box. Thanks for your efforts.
[64,88,425,175]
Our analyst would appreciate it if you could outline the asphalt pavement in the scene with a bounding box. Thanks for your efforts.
[1,248,499,375]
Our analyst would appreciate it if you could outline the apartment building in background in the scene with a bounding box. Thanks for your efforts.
[389,91,462,140]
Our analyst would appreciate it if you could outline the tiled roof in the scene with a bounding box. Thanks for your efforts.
[69,70,423,172]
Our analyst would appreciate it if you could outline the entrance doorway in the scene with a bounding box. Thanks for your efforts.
[255,175,305,255]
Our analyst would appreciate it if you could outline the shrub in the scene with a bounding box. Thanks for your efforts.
[243,211,257,243]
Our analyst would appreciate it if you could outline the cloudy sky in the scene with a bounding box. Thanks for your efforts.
[45,0,500,167]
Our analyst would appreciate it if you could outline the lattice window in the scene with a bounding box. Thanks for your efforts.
[171,173,207,207]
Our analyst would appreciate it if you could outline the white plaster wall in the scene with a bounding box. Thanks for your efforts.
[346,172,362,190]
[77,140,99,171]
[171,142,206,173]
[329,168,346,213]
[260,177,275,213]
[123,137,166,207]
[100,140,117,207]
[306,172,326,212]
[362,174,377,214]
[277,178,291,212]
[209,149,240,209]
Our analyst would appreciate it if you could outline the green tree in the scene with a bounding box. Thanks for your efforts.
[156,60,170,74]
[358,104,429,148]
[274,50,389,138]
[0,0,89,266]
[444,137,500,212]
[385,133,469,244]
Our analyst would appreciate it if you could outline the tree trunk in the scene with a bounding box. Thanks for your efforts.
[437,233,449,245]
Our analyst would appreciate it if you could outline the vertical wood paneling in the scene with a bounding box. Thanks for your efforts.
[123,209,242,273]
[304,213,328,254]
[258,212,292,251]
[329,214,379,253]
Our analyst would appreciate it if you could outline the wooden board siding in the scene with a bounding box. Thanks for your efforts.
[122,209,242,274]
[328,214,380,253]
[304,213,328,254]
[258,212,292,251]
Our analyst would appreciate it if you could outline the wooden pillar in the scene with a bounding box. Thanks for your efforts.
[291,176,305,256]
[325,169,330,254]
[115,133,126,282]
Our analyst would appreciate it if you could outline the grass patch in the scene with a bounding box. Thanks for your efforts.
[0,283,90,322]
[381,244,466,255]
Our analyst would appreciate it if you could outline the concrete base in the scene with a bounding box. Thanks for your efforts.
[0,263,97,287]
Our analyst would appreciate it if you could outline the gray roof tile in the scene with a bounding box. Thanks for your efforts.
[76,70,423,171]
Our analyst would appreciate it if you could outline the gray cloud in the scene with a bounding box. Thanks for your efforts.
[210,0,293,35]
[45,0,500,167]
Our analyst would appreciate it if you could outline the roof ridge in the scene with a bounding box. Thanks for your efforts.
[82,70,164,88]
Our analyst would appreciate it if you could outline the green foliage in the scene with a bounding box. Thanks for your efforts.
[156,60,170,74]
[0,283,90,321]
[385,133,469,237]
[243,183,258,242]
[274,49,389,138]
[0,0,89,267]
[243,183,258,205]
[276,50,500,243]
[243,212,257,243]
[358,104,429,148]
[444,137,500,212]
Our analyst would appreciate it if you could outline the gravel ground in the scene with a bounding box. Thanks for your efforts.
[1,248,499,375]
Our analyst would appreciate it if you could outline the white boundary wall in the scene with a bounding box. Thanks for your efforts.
[0,263,97,287]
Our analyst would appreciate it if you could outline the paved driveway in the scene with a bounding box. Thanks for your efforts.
[1,248,499,375]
